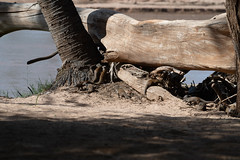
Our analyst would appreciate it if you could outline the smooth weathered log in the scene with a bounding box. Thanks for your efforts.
[0,2,236,73]
[0,3,48,36]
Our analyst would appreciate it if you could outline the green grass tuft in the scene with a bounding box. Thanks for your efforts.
[0,90,10,98]
[0,80,53,98]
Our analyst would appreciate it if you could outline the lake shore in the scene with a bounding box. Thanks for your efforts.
[0,0,226,13]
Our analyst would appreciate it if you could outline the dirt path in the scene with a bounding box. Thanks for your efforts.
[0,86,240,160]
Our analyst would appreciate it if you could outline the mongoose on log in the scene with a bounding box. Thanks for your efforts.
[144,78,161,95]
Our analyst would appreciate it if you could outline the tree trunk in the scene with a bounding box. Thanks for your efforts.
[37,0,103,88]
[226,0,240,116]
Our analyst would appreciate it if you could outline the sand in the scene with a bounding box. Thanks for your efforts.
[1,84,240,159]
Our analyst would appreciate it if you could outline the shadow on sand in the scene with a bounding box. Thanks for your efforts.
[0,113,240,160]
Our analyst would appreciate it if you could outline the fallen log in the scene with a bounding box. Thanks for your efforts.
[0,2,236,73]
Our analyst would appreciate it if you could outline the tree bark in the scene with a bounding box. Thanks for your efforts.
[226,0,240,116]
[0,3,236,73]
[36,0,103,88]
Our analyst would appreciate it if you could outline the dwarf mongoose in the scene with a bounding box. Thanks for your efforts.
[183,96,214,106]
[144,78,161,95]
[92,65,102,83]
[116,87,130,99]
[96,66,107,84]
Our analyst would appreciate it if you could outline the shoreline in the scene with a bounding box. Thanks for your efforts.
[75,3,225,13]
[0,1,226,13]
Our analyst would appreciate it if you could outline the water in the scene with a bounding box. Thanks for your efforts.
[0,12,220,97]
[0,31,61,96]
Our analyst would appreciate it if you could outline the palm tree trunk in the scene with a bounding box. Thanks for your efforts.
[37,0,103,88]
[226,0,240,117]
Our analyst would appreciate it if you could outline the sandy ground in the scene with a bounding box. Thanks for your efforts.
[1,83,240,160]
[1,0,240,159]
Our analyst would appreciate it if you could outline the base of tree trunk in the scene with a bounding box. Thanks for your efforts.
[52,62,94,89]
